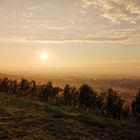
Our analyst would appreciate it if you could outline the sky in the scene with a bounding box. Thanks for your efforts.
[0,0,140,76]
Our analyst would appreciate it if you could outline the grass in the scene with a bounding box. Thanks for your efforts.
[0,93,140,140]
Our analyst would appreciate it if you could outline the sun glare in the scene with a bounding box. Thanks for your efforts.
[40,53,48,61]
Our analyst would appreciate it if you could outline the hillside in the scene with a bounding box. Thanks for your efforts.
[0,93,140,140]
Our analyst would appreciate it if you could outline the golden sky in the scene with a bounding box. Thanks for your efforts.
[0,0,140,75]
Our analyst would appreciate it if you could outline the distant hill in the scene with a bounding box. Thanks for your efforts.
[0,72,139,103]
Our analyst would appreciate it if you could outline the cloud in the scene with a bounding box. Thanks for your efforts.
[82,0,140,24]
[0,0,139,44]
[0,29,139,44]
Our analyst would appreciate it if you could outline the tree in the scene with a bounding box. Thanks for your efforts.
[29,80,37,97]
[96,92,106,113]
[63,84,71,105]
[18,78,30,96]
[40,81,53,101]
[0,77,9,93]
[122,105,130,119]
[39,81,59,102]
[72,87,79,107]
[105,88,124,119]
[131,90,140,121]
[79,84,97,111]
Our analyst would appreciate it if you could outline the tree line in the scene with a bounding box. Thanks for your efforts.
[0,77,140,121]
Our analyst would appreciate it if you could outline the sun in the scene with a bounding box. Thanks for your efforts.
[40,53,48,61]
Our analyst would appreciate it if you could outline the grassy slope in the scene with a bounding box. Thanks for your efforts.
[0,94,140,140]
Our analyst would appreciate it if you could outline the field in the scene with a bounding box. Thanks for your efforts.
[0,93,140,140]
